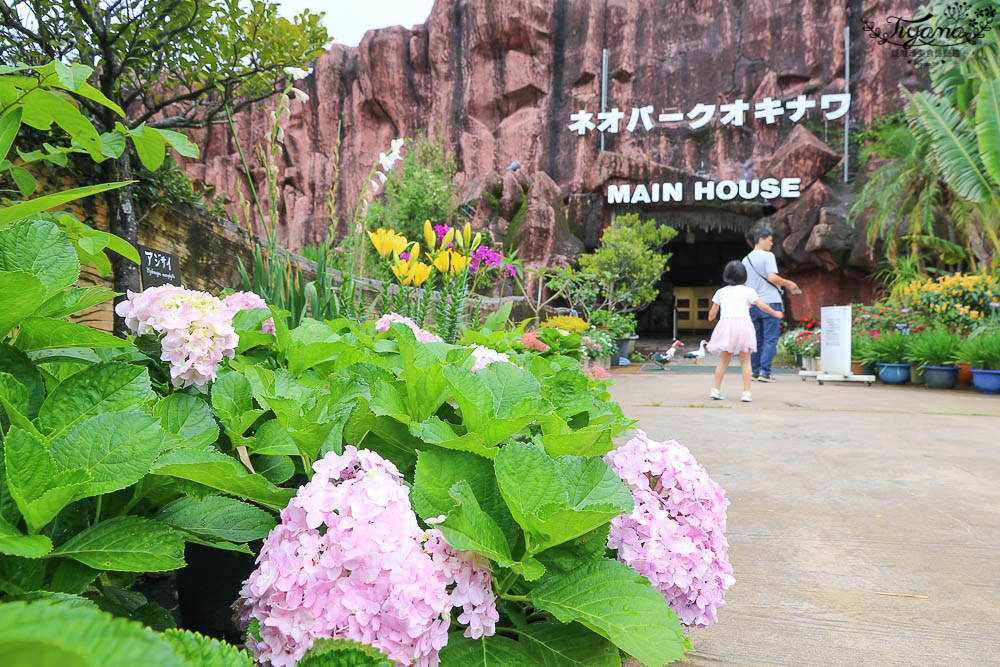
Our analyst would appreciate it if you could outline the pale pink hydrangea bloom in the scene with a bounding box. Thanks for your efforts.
[605,431,735,627]
[235,447,496,667]
[423,527,499,640]
[115,285,239,387]
[584,364,611,380]
[223,291,276,334]
[468,345,510,373]
[375,312,443,343]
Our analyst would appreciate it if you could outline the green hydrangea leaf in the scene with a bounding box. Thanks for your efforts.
[50,516,185,572]
[155,495,275,544]
[153,394,219,449]
[162,628,253,667]
[150,448,295,509]
[38,363,153,436]
[0,600,185,666]
[4,427,91,533]
[493,443,632,554]
[0,219,79,291]
[0,516,53,558]
[48,412,164,498]
[15,318,132,351]
[299,637,393,666]
[0,271,47,337]
[437,633,535,666]
[518,622,621,666]
[529,559,686,665]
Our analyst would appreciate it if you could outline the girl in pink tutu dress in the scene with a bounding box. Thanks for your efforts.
[707,261,783,402]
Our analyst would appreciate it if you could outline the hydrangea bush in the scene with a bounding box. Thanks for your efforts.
[236,447,496,667]
[606,431,734,627]
[225,320,731,665]
[1,219,731,667]
[116,285,240,386]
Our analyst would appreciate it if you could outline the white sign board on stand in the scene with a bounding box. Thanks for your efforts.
[820,305,852,376]
[800,304,875,386]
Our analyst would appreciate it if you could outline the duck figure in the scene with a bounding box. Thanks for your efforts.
[684,340,708,364]
[652,340,685,369]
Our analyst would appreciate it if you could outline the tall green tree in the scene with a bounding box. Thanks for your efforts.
[0,0,328,332]
[854,1,1000,270]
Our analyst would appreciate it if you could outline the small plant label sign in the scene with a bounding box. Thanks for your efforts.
[138,244,183,289]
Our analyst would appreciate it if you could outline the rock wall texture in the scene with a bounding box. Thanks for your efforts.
[181,0,923,318]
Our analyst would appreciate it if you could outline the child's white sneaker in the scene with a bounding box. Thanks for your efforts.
[710,388,723,400]
[741,391,752,402]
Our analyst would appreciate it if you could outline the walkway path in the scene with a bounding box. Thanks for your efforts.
[609,371,999,666]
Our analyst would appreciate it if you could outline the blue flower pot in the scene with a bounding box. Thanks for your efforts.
[923,366,958,390]
[971,369,1000,394]
[876,362,911,385]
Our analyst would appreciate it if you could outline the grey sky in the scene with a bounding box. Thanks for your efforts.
[276,0,436,46]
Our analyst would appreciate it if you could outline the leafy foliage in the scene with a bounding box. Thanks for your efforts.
[906,329,963,368]
[956,332,1000,369]
[0,599,251,666]
[366,131,459,241]
[852,3,1000,271]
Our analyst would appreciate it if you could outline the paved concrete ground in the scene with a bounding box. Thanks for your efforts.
[609,371,1000,666]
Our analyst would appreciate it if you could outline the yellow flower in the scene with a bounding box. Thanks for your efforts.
[423,220,436,253]
[441,228,456,251]
[433,250,452,273]
[369,228,408,258]
[449,252,469,274]
[408,262,432,286]
[391,260,413,285]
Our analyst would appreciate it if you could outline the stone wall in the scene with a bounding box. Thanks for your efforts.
[70,198,539,332]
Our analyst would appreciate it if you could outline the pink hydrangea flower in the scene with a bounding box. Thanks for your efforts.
[521,330,549,352]
[222,291,276,334]
[584,364,610,380]
[605,431,735,627]
[115,285,239,387]
[423,529,499,640]
[375,313,443,343]
[468,345,510,372]
[235,447,496,667]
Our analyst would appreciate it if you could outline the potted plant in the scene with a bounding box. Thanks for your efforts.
[865,332,912,385]
[783,329,819,369]
[581,325,616,370]
[590,310,639,364]
[956,333,1000,394]
[907,329,962,389]
[851,333,875,375]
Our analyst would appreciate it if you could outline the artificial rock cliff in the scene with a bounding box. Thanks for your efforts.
[182,0,924,319]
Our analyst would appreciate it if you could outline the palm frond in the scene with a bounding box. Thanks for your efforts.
[975,78,1000,189]
[906,90,1000,211]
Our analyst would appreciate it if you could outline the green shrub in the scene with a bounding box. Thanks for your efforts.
[956,333,1000,370]
[906,329,962,368]
[865,332,912,364]
[366,131,458,241]
[576,213,676,315]
[588,311,637,338]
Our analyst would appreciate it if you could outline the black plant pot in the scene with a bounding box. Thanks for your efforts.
[176,541,260,644]
[923,366,959,390]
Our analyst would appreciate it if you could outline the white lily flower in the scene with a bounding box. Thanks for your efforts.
[283,66,312,80]
[290,87,310,104]
[375,171,387,184]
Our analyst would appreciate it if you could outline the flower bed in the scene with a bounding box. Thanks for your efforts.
[0,216,733,665]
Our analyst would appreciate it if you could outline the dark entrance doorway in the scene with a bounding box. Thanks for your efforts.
[637,227,751,336]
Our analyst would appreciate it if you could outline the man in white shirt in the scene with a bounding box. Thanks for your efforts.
[742,228,800,382]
